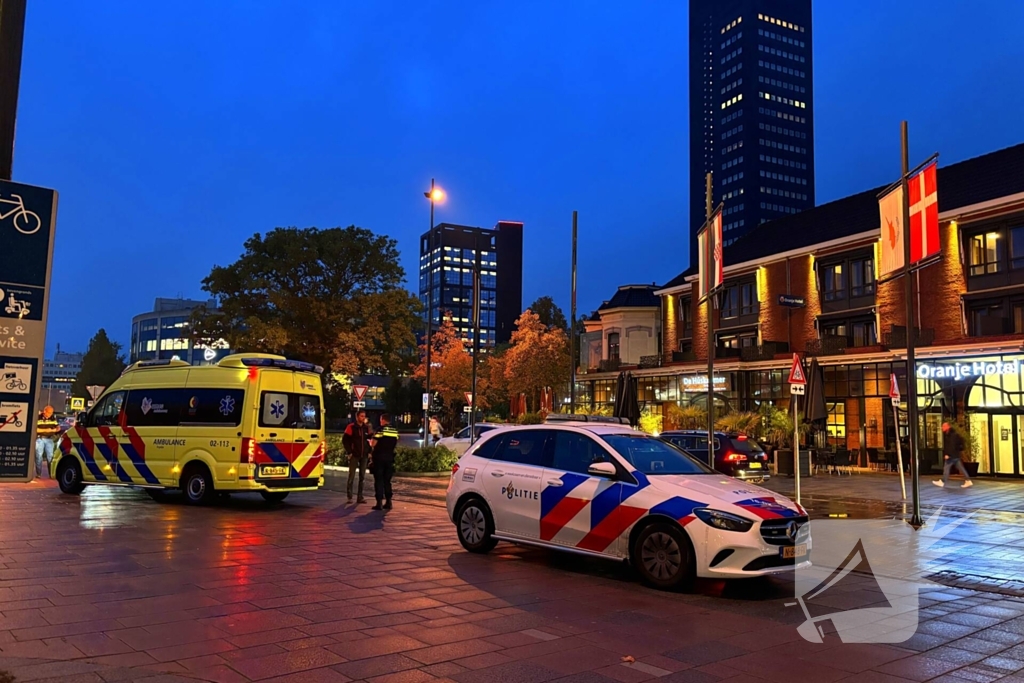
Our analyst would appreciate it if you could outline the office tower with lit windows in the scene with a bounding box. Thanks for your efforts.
[688,0,815,251]
[418,221,523,348]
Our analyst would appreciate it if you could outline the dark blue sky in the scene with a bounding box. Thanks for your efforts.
[14,1,1024,355]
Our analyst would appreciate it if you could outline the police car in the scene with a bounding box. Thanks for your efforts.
[445,423,810,589]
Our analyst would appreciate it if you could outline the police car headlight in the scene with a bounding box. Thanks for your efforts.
[694,508,754,533]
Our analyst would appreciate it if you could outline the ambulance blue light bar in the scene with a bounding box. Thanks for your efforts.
[240,357,324,374]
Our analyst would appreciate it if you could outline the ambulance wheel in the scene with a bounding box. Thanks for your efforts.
[260,491,289,504]
[456,497,497,553]
[57,459,85,495]
[181,464,215,505]
[631,521,695,591]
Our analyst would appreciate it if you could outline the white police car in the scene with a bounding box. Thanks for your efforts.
[445,424,810,589]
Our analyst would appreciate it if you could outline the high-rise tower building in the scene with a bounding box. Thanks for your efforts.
[419,221,523,348]
[689,0,815,250]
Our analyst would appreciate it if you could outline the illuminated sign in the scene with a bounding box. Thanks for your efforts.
[203,347,217,362]
[682,375,729,392]
[917,359,1020,382]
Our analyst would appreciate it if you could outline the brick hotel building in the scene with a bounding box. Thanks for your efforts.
[577,142,1024,477]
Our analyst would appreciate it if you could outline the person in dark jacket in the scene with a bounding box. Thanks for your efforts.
[934,422,973,489]
[369,413,399,510]
[342,410,372,503]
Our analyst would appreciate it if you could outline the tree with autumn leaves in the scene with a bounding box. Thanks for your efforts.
[417,309,570,426]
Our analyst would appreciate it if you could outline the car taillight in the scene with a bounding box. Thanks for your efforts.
[452,463,460,475]
[241,437,255,464]
[724,451,748,462]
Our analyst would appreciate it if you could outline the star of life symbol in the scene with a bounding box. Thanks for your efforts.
[270,400,285,419]
[301,402,315,422]
[790,509,969,644]
[219,395,235,416]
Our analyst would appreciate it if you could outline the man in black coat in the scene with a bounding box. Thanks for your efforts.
[934,422,973,489]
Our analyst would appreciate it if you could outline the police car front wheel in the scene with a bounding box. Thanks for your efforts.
[632,522,695,590]
[457,498,498,553]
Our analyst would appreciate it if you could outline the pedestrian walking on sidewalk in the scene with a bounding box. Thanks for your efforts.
[342,410,372,503]
[428,416,443,447]
[934,422,973,489]
[369,413,399,511]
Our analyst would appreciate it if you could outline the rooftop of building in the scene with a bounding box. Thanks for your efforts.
[597,284,661,311]
[662,141,1024,290]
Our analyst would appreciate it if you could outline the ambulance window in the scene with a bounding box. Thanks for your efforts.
[89,391,126,427]
[179,389,246,426]
[260,393,322,430]
[124,389,187,428]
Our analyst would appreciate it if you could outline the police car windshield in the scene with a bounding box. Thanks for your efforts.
[601,434,716,475]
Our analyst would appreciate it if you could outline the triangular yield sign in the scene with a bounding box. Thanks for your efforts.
[464,392,473,406]
[788,354,806,385]
[352,385,368,401]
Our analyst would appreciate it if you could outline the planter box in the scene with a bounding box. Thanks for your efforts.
[963,461,980,477]
[776,449,812,478]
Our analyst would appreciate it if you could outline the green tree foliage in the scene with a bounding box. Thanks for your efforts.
[71,330,126,399]
[528,296,569,332]
[194,226,421,377]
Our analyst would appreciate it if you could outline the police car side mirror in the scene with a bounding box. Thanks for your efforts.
[588,462,618,478]
[77,412,87,424]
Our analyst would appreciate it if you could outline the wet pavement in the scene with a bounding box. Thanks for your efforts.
[0,478,1022,682]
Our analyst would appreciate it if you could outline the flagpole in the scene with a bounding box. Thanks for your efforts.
[705,173,716,470]
[902,120,923,528]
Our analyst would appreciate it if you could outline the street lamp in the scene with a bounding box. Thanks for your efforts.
[423,179,446,441]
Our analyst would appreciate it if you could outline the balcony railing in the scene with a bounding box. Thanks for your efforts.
[638,355,662,369]
[883,325,935,348]
[805,335,849,357]
[715,347,743,360]
[598,358,622,372]
[672,350,697,363]
[740,340,790,362]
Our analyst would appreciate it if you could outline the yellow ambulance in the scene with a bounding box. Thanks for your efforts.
[52,353,326,504]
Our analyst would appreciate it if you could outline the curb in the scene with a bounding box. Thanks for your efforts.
[323,465,449,479]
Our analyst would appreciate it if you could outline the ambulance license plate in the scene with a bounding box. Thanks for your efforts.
[261,465,289,478]
[749,462,762,469]
[781,544,807,559]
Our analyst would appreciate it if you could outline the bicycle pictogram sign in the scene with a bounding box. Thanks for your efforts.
[0,194,41,235]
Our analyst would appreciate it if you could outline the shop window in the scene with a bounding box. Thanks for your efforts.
[826,403,845,447]
[822,263,845,301]
[851,258,875,297]
[969,232,1003,276]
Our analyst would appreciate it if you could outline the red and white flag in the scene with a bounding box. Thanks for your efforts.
[698,209,723,299]
[908,161,939,264]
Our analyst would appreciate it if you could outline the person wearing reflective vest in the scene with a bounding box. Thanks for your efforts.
[369,413,399,511]
[35,406,60,478]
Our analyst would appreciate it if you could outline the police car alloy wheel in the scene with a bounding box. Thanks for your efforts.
[457,499,498,553]
[632,522,695,590]
[57,459,85,495]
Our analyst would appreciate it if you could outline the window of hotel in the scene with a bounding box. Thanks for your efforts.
[822,263,844,301]
[740,282,757,315]
[851,258,875,296]
[607,333,620,361]
[969,232,1002,276]
[679,297,693,336]
[851,320,877,347]
[720,286,738,318]
[719,332,757,349]
[970,302,1005,336]
[1011,226,1024,270]
[1014,303,1024,334]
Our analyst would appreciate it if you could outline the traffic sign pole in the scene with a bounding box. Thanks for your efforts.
[788,354,807,506]
[889,372,906,500]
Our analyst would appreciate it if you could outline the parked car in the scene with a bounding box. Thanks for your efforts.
[436,423,508,456]
[446,423,809,590]
[659,431,770,483]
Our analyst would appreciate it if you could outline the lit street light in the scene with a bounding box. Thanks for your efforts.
[423,179,445,440]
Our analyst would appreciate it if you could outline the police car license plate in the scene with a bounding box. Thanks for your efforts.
[261,465,289,478]
[782,544,807,559]
[749,462,762,469]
